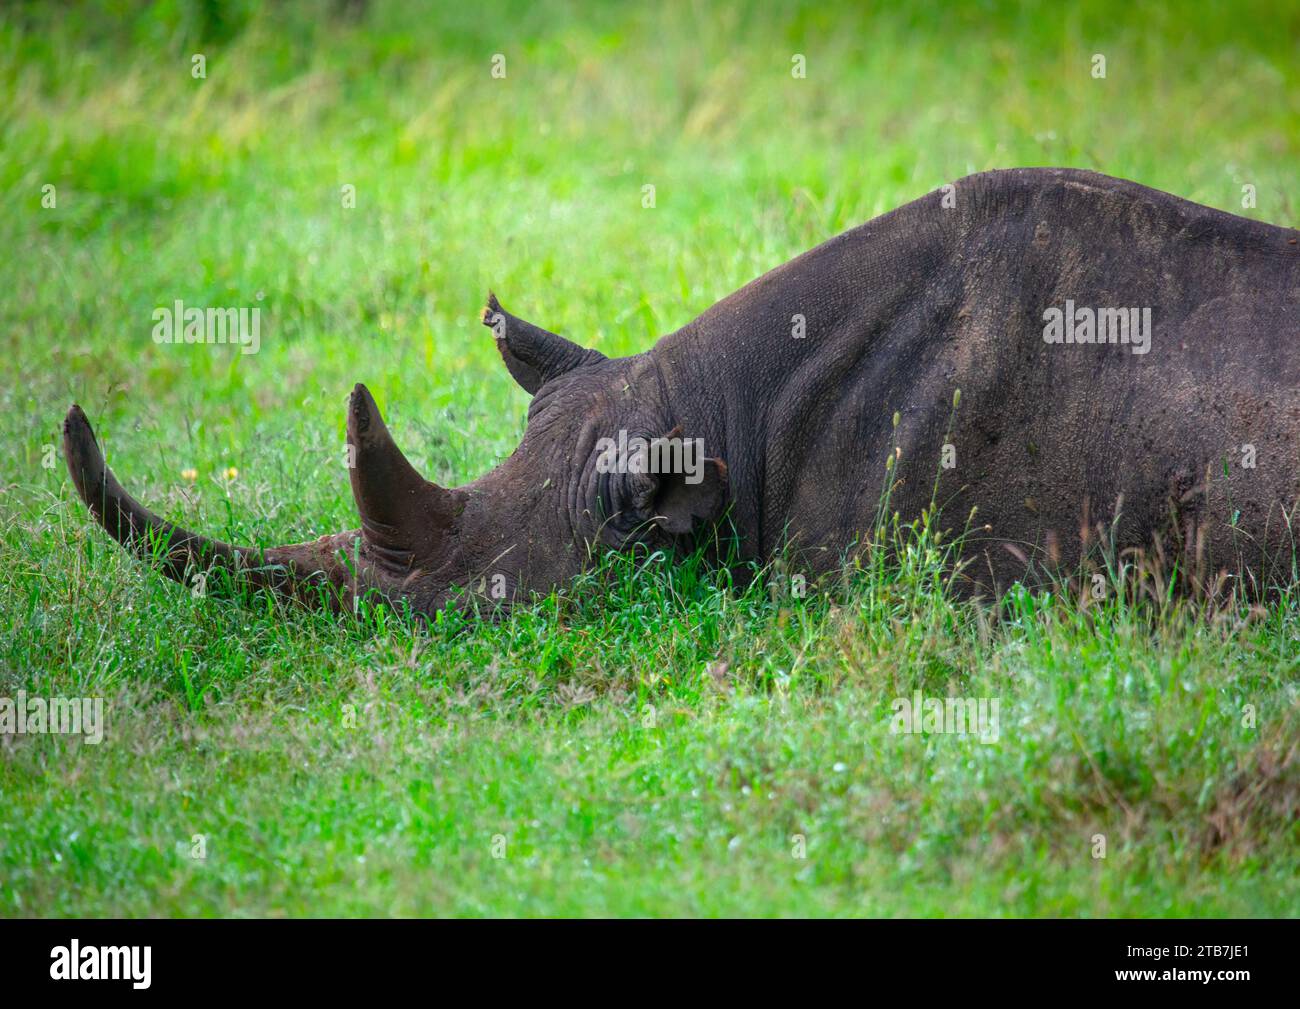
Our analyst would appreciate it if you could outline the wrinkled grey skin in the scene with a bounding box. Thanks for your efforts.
[65,168,1300,616]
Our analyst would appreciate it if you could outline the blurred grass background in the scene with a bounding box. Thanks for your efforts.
[0,0,1297,916]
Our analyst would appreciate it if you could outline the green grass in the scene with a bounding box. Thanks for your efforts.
[2,0,1298,917]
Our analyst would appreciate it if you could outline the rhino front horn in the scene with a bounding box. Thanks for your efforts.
[62,403,360,609]
[347,383,457,566]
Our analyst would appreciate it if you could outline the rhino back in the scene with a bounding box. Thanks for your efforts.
[655,168,1300,590]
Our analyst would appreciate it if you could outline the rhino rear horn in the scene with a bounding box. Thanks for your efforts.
[481,292,605,394]
[347,383,456,567]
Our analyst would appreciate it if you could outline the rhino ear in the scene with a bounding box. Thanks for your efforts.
[481,292,605,395]
[597,436,728,544]
[650,457,728,535]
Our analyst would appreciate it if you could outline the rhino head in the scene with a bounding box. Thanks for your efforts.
[63,294,728,618]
